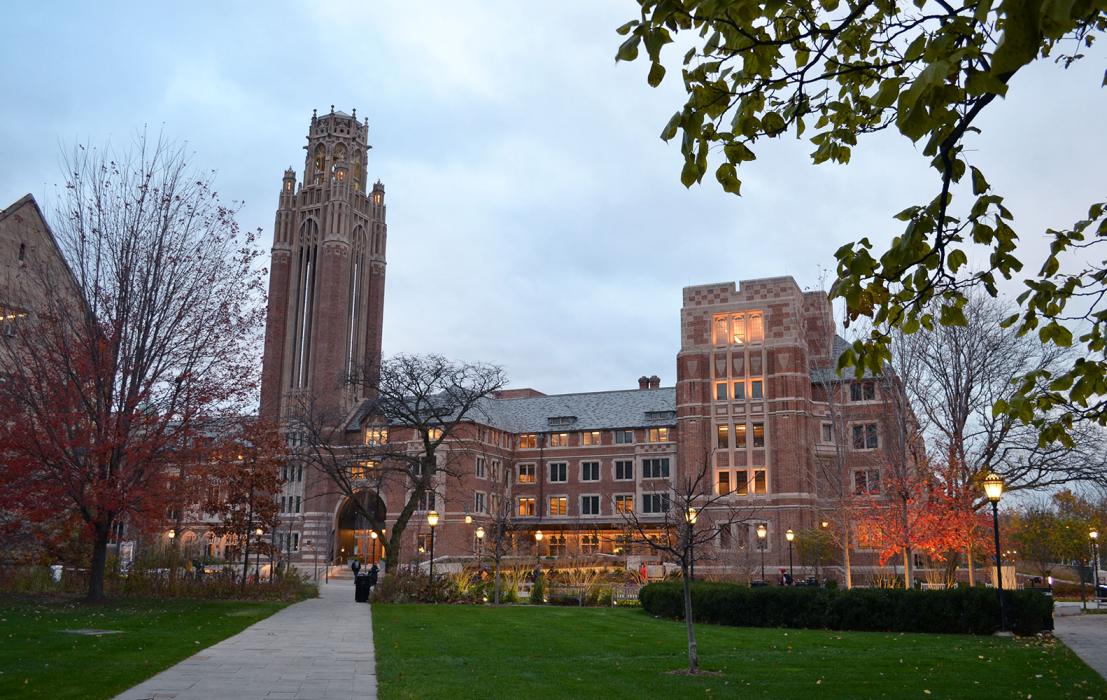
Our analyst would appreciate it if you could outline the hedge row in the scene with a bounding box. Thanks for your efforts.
[638,581,1053,636]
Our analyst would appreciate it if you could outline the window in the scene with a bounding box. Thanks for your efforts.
[519,434,538,449]
[292,533,299,550]
[474,491,487,513]
[641,493,670,514]
[292,496,299,513]
[548,462,567,483]
[736,424,747,448]
[281,496,287,512]
[614,494,634,513]
[548,534,566,557]
[581,495,600,515]
[719,524,733,549]
[417,534,431,552]
[854,469,882,495]
[581,461,600,481]
[297,465,303,482]
[821,423,834,443]
[851,382,876,401]
[517,496,536,517]
[715,382,728,401]
[417,490,436,512]
[642,458,670,479]
[518,464,536,484]
[751,469,768,495]
[614,460,634,481]
[475,457,486,479]
[364,427,389,446]
[490,460,501,482]
[852,424,879,450]
[582,431,601,446]
[717,424,729,449]
[349,460,375,480]
[614,430,634,444]
[548,496,568,516]
[733,381,746,400]
[734,470,749,496]
[752,423,765,448]
[748,313,764,342]
[713,315,729,345]
[550,432,569,447]
[750,380,763,399]
[647,427,670,443]
[732,314,747,344]
[581,533,600,552]
[717,470,730,495]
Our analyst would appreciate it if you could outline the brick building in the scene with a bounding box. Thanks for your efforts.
[261,111,895,579]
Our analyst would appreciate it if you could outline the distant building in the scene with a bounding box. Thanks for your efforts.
[260,111,897,579]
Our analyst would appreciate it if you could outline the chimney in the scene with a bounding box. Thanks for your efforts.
[638,376,650,390]
[648,375,661,389]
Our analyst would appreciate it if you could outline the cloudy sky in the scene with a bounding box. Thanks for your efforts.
[2,2,1103,396]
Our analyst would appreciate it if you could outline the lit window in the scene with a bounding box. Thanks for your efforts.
[614,494,634,513]
[734,470,749,496]
[519,434,538,449]
[549,432,569,447]
[647,427,670,443]
[348,460,376,480]
[548,534,566,557]
[732,314,746,344]
[614,430,635,444]
[548,462,567,483]
[517,496,536,517]
[717,424,729,449]
[753,423,765,448]
[548,496,568,516]
[713,316,728,345]
[717,470,730,495]
[642,458,670,479]
[517,464,536,484]
[581,461,600,481]
[581,495,600,515]
[736,424,747,449]
[582,431,601,446]
[748,313,764,342]
[614,460,634,481]
[364,427,389,446]
[581,533,600,552]
[752,469,768,494]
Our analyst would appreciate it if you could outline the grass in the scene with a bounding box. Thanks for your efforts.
[0,597,288,698]
[372,604,1107,699]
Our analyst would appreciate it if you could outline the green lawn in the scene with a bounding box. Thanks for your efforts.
[372,604,1107,699]
[0,597,287,698]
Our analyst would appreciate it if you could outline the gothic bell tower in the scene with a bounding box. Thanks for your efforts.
[260,107,387,422]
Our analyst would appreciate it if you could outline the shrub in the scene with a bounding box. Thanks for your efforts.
[371,570,484,604]
[638,581,1053,636]
[529,573,545,605]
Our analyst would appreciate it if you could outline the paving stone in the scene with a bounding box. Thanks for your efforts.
[115,580,376,699]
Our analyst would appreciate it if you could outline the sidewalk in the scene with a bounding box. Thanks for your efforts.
[1055,612,1107,680]
[115,579,376,699]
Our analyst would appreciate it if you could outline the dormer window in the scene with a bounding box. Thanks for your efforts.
[364,427,388,446]
[547,416,577,428]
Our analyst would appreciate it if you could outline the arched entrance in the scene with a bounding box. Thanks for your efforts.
[335,491,387,566]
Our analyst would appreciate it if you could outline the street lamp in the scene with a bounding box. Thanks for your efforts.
[785,529,795,585]
[427,510,439,593]
[534,529,544,569]
[1091,530,1101,609]
[982,472,1006,631]
[685,508,698,581]
[756,523,768,583]
[475,526,485,571]
[370,530,378,564]
[254,527,264,583]
[464,513,473,524]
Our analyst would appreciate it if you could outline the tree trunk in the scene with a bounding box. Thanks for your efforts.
[681,563,699,674]
[493,554,502,605]
[842,521,853,589]
[903,546,913,589]
[87,524,110,602]
[966,544,975,586]
[242,532,251,589]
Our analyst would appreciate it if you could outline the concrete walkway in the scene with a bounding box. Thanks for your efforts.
[1055,612,1107,680]
[116,579,376,699]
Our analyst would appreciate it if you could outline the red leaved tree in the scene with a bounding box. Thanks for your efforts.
[0,133,265,601]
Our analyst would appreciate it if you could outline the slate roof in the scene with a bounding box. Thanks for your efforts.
[347,387,677,433]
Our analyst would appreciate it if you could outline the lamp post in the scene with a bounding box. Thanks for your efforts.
[370,530,378,564]
[685,507,698,581]
[1091,530,1101,609]
[785,529,795,585]
[427,510,439,593]
[254,527,264,583]
[534,529,544,569]
[983,472,1006,631]
[476,526,485,571]
[756,523,768,583]
[818,520,829,580]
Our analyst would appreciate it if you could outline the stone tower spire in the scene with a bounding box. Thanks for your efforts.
[260,109,387,422]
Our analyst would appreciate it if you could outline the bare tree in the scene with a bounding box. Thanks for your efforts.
[619,450,754,674]
[291,353,506,572]
[812,355,859,589]
[485,460,518,605]
[0,133,265,601]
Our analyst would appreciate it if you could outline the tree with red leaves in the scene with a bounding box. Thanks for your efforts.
[0,133,265,601]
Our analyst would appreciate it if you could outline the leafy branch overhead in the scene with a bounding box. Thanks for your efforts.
[616,0,1107,444]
